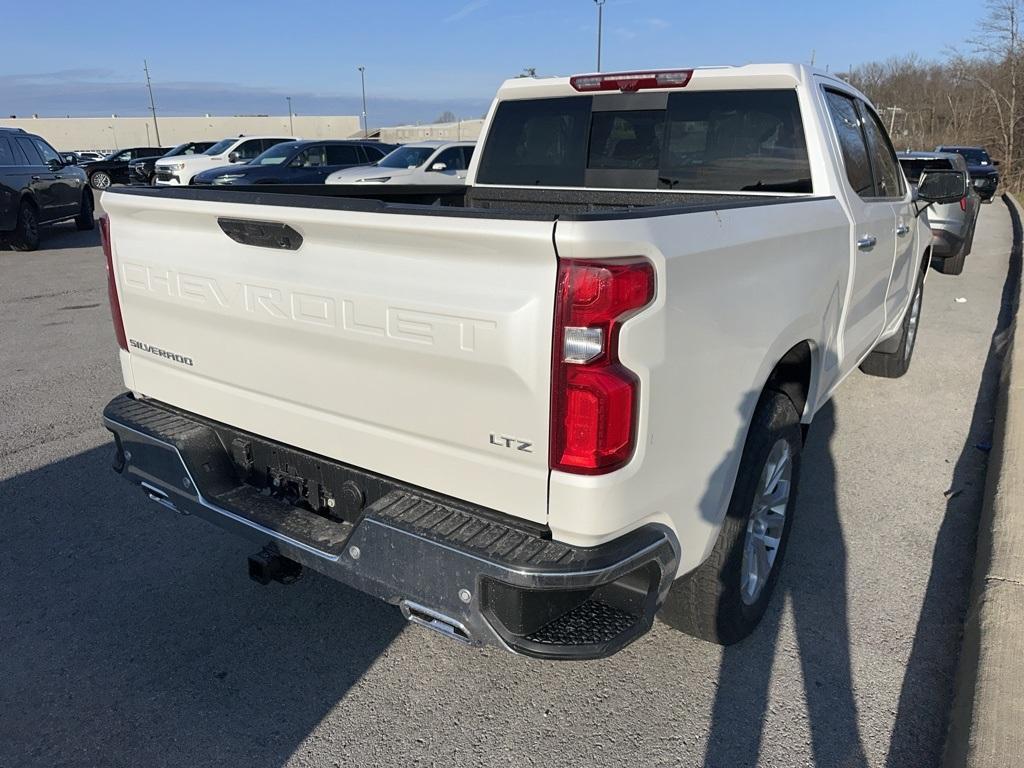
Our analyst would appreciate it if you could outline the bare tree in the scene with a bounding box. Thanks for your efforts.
[436,110,457,123]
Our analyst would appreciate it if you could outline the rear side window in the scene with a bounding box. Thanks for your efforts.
[898,158,952,184]
[324,144,362,165]
[0,138,15,165]
[476,89,811,192]
[824,90,873,197]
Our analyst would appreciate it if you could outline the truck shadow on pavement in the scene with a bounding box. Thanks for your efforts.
[0,444,405,768]
[700,399,871,768]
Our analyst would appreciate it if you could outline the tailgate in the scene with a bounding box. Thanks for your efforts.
[103,191,556,524]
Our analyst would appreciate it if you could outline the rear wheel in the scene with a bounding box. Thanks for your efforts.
[660,390,801,645]
[859,268,924,378]
[89,171,111,190]
[9,201,40,251]
[75,192,95,231]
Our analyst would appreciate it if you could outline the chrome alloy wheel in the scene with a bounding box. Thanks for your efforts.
[740,438,792,605]
[91,172,111,190]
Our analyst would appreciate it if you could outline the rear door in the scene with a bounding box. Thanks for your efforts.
[822,89,898,366]
[104,192,558,523]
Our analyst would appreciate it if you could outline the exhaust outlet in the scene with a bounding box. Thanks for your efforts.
[400,600,472,645]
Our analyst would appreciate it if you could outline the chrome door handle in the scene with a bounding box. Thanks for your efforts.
[31,175,41,181]
[857,235,877,251]
[896,224,910,236]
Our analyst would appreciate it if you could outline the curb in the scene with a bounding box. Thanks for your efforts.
[943,193,1024,768]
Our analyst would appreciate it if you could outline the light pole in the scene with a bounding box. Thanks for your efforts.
[286,96,294,134]
[357,66,368,138]
[594,0,606,71]
[143,59,161,145]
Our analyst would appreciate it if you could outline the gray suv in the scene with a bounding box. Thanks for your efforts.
[898,151,980,275]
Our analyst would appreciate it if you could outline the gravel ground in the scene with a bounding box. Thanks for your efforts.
[0,194,1014,768]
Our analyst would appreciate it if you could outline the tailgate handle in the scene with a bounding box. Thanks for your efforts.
[218,217,303,251]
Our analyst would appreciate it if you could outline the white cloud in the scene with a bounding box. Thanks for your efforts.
[444,0,490,23]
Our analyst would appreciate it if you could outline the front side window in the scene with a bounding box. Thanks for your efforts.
[16,137,43,166]
[859,104,904,198]
[378,146,438,169]
[476,89,811,192]
[824,90,873,198]
[252,142,298,166]
[234,140,264,160]
[433,147,468,170]
[204,139,235,156]
[289,145,328,167]
[32,138,62,165]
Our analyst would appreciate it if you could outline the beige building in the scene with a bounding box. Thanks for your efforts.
[0,115,362,152]
[380,119,484,144]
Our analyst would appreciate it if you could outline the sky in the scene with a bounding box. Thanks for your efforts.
[1,0,988,126]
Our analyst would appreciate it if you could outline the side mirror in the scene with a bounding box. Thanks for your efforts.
[47,158,64,172]
[228,151,242,163]
[917,169,967,204]
[429,162,448,172]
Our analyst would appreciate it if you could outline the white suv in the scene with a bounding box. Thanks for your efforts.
[154,135,296,185]
[325,141,475,185]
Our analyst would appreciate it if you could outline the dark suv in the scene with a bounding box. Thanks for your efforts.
[935,146,1000,202]
[81,146,170,189]
[0,128,94,251]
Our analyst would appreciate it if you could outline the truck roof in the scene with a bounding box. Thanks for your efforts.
[494,63,861,102]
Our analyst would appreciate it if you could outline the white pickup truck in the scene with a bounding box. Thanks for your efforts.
[100,64,966,659]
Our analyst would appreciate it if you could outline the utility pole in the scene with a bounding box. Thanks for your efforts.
[358,66,368,138]
[594,0,606,71]
[143,59,161,145]
[810,49,816,67]
[286,96,294,134]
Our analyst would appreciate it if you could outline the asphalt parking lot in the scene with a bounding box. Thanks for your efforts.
[0,194,1014,768]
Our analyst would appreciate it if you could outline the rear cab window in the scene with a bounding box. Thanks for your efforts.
[898,158,953,184]
[475,89,812,193]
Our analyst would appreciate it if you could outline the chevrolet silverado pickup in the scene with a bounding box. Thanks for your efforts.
[99,65,965,659]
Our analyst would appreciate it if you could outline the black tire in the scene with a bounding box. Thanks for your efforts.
[935,248,965,275]
[660,390,802,645]
[9,201,40,252]
[89,171,111,190]
[859,268,925,378]
[75,192,95,231]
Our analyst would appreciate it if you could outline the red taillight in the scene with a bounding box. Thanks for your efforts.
[101,216,128,351]
[551,258,655,474]
[960,196,967,212]
[569,69,693,93]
